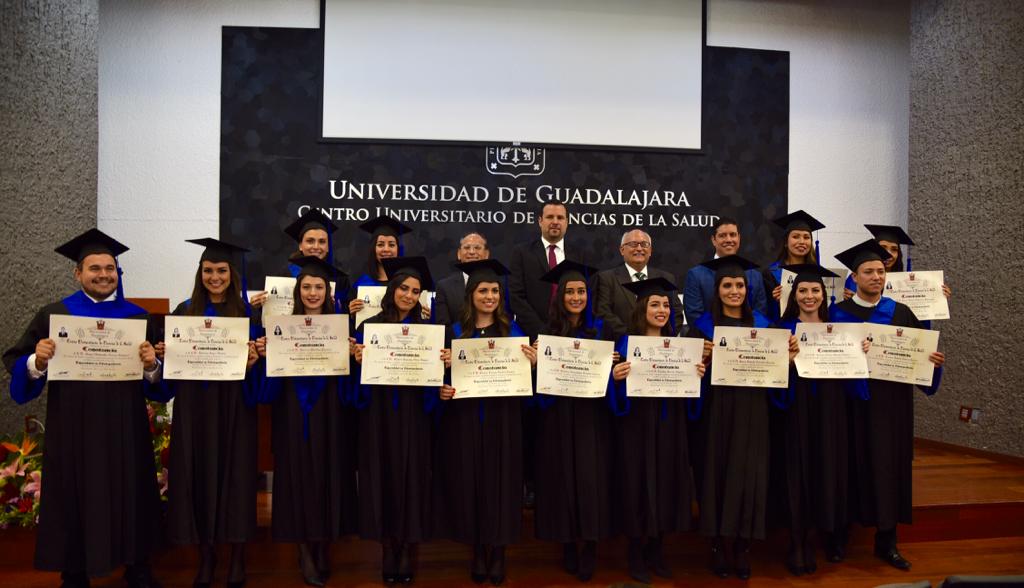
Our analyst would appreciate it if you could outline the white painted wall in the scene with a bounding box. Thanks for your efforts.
[99,0,909,302]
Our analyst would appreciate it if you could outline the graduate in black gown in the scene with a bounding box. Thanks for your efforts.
[762,211,824,322]
[2,229,164,588]
[347,217,413,316]
[254,256,357,587]
[771,264,868,575]
[159,238,261,588]
[830,240,945,570]
[434,259,536,585]
[689,255,775,580]
[842,224,952,304]
[532,261,615,582]
[352,256,448,584]
[609,277,706,584]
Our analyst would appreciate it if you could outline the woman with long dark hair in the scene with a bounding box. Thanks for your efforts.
[531,261,615,583]
[762,211,824,321]
[347,217,412,315]
[161,238,260,588]
[256,256,357,586]
[434,260,536,585]
[609,278,705,584]
[690,255,775,580]
[352,256,448,584]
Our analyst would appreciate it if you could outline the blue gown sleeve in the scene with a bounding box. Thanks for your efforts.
[917,364,943,396]
[143,376,176,403]
[8,354,46,405]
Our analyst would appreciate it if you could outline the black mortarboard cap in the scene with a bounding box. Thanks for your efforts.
[55,228,129,262]
[283,209,340,244]
[359,216,412,239]
[773,210,826,234]
[185,237,249,265]
[292,255,347,281]
[700,254,759,279]
[455,259,510,288]
[381,256,434,291]
[782,263,839,287]
[539,260,599,286]
[835,239,892,272]
[864,224,914,246]
[622,277,679,299]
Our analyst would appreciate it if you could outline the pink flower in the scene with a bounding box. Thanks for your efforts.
[23,471,41,501]
[157,468,168,496]
[0,458,25,480]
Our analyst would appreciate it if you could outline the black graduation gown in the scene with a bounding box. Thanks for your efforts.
[270,373,358,542]
[699,317,771,540]
[534,326,614,543]
[832,299,923,530]
[355,314,434,543]
[165,302,258,545]
[612,334,694,539]
[433,324,523,546]
[1,296,161,576]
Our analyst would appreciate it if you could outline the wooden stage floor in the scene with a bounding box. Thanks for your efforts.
[1,440,1021,587]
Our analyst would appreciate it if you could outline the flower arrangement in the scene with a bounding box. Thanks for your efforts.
[0,431,43,528]
[148,400,172,501]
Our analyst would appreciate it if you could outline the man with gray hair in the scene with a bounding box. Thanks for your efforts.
[434,231,490,325]
[593,229,685,339]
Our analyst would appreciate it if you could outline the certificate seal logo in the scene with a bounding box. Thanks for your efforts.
[750,329,758,339]
[401,325,410,336]
[488,339,495,350]
[305,316,313,326]
[896,328,904,337]
[909,273,916,281]
[826,324,834,334]
[573,340,581,350]
[204,318,213,329]
[96,320,105,330]
[663,338,671,348]
[485,145,546,178]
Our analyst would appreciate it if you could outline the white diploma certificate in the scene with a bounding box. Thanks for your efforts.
[47,315,148,381]
[535,335,614,398]
[261,276,336,322]
[710,326,791,388]
[450,337,532,398]
[779,267,850,315]
[360,323,445,387]
[884,271,949,321]
[863,323,940,386]
[265,314,350,377]
[164,316,251,381]
[793,322,869,379]
[625,336,704,398]
[354,286,434,327]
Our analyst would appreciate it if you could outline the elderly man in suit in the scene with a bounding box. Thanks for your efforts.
[594,229,685,339]
[433,232,490,325]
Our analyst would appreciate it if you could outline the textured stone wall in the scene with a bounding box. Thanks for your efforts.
[910,0,1024,456]
[0,1,99,435]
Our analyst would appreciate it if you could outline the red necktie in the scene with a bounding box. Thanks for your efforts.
[547,244,558,304]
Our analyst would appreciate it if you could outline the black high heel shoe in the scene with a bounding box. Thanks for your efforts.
[299,543,325,587]
[710,537,729,578]
[382,542,399,584]
[627,538,650,584]
[487,545,506,586]
[397,542,415,584]
[471,544,488,584]
[193,545,216,588]
[733,538,752,581]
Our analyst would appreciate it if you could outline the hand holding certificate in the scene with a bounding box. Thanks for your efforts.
[360,323,445,387]
[450,337,532,398]
[164,316,251,381]
[884,270,949,320]
[711,326,790,388]
[793,322,869,379]
[47,315,148,381]
[535,335,614,398]
[863,324,940,386]
[625,336,704,398]
[265,314,350,377]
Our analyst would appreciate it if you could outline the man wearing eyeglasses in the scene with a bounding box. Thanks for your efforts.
[434,231,490,325]
[594,229,685,339]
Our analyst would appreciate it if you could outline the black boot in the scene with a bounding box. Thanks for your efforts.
[627,538,651,584]
[562,542,579,575]
[471,544,488,584]
[644,535,672,579]
[874,529,911,571]
[488,545,506,586]
[733,538,751,581]
[577,540,597,582]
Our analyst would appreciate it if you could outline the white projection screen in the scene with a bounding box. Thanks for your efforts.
[321,0,704,150]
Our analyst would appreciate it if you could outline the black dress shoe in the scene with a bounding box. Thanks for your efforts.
[471,544,488,584]
[577,540,596,582]
[733,539,751,581]
[627,539,651,584]
[562,542,579,575]
[382,542,399,584]
[488,545,506,586]
[875,546,912,570]
[710,542,730,578]
[397,542,415,584]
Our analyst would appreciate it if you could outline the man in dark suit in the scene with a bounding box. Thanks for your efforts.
[683,217,768,325]
[433,231,489,325]
[508,201,575,340]
[594,229,685,339]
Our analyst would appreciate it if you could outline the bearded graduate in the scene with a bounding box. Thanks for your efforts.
[762,211,825,321]
[155,238,263,588]
[771,264,871,576]
[2,229,164,588]
[351,256,449,584]
[830,240,945,570]
[609,277,706,584]
[434,260,537,586]
[251,255,357,587]
[531,261,615,583]
[689,255,775,581]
